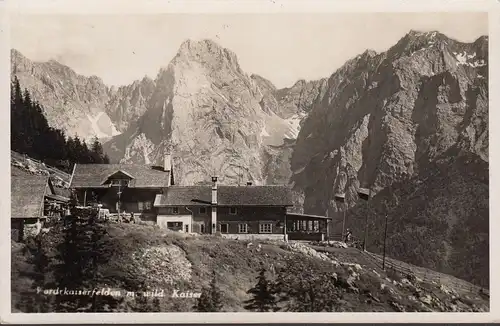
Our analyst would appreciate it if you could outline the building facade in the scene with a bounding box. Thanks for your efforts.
[69,156,331,240]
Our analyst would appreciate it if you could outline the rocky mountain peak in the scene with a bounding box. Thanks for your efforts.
[173,38,242,73]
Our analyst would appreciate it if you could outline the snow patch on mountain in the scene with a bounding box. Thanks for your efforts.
[87,111,122,140]
[260,126,270,137]
[453,51,486,67]
[285,112,307,139]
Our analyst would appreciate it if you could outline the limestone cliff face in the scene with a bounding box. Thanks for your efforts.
[105,76,156,132]
[275,78,328,119]
[104,39,310,185]
[10,49,121,141]
[291,31,488,216]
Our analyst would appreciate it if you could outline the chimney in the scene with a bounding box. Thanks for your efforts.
[211,176,218,234]
[164,154,172,172]
[246,181,253,186]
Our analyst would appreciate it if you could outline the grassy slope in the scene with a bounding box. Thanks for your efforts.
[12,221,489,312]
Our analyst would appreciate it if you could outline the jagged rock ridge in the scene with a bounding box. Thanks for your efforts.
[290,30,488,285]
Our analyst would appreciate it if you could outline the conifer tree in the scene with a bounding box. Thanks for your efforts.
[194,272,223,312]
[10,77,111,172]
[244,267,279,312]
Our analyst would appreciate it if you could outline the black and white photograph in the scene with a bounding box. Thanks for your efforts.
[3,0,496,322]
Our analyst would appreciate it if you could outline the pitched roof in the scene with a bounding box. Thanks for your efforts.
[54,186,71,199]
[154,186,211,206]
[45,193,70,203]
[154,185,293,207]
[11,174,52,218]
[70,164,170,188]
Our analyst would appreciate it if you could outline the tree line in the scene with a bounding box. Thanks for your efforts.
[11,76,109,173]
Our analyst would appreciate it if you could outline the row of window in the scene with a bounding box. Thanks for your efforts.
[170,207,238,215]
[288,220,321,232]
[219,223,272,234]
[163,222,273,234]
[125,203,240,215]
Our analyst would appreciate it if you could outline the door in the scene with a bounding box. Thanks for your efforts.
[185,224,189,233]
[220,223,229,233]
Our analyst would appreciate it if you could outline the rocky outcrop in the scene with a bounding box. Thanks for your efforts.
[290,30,488,286]
[103,39,323,185]
[105,76,156,132]
[291,30,488,215]
[275,78,328,119]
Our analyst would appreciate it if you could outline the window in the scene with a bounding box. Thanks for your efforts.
[110,179,129,187]
[172,207,179,214]
[199,207,207,214]
[220,223,229,233]
[238,223,248,233]
[167,222,182,231]
[229,207,237,215]
[138,201,152,211]
[259,223,272,234]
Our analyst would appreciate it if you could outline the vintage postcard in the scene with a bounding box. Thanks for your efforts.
[1,0,498,323]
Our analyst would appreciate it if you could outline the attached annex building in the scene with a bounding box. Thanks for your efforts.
[11,171,69,241]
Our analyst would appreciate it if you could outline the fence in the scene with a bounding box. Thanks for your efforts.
[361,250,489,296]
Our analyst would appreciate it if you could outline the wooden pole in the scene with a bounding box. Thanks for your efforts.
[363,204,369,251]
[284,208,287,242]
[117,183,121,223]
[83,189,87,207]
[382,213,388,270]
[341,204,346,242]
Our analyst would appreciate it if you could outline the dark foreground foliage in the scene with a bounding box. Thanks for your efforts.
[11,76,109,173]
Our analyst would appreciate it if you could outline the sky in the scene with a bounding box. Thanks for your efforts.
[10,12,488,89]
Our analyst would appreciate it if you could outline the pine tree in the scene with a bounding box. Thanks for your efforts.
[90,136,105,163]
[194,272,223,312]
[244,267,279,312]
[10,78,111,169]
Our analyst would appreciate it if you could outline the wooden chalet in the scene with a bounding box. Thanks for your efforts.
[153,177,331,240]
[68,154,331,241]
[11,173,69,241]
[69,155,174,222]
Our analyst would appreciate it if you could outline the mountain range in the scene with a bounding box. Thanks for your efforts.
[10,30,489,285]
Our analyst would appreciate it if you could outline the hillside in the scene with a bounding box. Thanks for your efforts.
[11,221,489,313]
[341,146,489,288]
